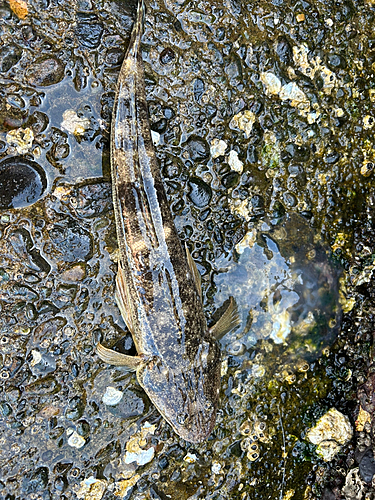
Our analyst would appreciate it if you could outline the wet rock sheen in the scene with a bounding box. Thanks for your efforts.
[0,156,47,209]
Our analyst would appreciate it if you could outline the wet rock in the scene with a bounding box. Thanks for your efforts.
[75,13,103,49]
[25,56,65,87]
[76,476,106,499]
[306,408,353,461]
[359,448,375,483]
[276,36,293,65]
[6,127,33,154]
[160,47,175,65]
[105,387,146,420]
[48,218,93,262]
[29,350,56,376]
[27,110,49,134]
[32,317,67,345]
[72,182,112,218]
[193,78,205,102]
[229,110,256,138]
[0,44,22,72]
[327,53,347,70]
[188,177,212,207]
[65,395,85,420]
[22,467,49,494]
[222,171,240,189]
[358,373,375,413]
[13,283,39,301]
[61,264,86,282]
[185,135,210,162]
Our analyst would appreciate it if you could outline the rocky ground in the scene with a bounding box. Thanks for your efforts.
[0,0,375,498]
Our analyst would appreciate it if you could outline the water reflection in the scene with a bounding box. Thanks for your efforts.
[214,213,341,361]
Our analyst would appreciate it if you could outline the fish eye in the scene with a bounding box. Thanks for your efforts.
[204,401,213,411]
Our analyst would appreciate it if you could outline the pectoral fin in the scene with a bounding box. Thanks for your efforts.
[185,243,202,301]
[96,343,141,371]
[209,297,240,340]
[116,264,135,336]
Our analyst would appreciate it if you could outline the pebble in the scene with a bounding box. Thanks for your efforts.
[6,127,34,154]
[124,422,156,466]
[102,386,123,406]
[228,150,243,173]
[210,138,227,159]
[76,476,106,500]
[359,448,375,483]
[61,110,91,136]
[160,47,176,64]
[306,408,353,461]
[0,157,47,209]
[229,110,255,138]
[67,429,86,449]
[188,177,212,207]
[260,72,282,95]
[75,14,104,49]
[185,135,210,162]
[26,57,65,86]
[0,44,22,72]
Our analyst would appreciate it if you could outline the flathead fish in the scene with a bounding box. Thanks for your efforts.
[97,0,239,443]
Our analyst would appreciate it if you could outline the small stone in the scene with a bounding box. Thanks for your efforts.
[75,14,104,49]
[151,130,160,146]
[61,265,86,282]
[188,177,212,207]
[229,110,256,138]
[212,462,222,474]
[102,387,123,406]
[6,127,34,154]
[0,44,22,72]
[296,13,305,22]
[306,408,353,461]
[67,429,86,449]
[260,72,282,96]
[9,0,27,19]
[160,47,176,64]
[210,138,227,159]
[26,57,65,87]
[363,115,374,129]
[30,350,42,366]
[185,135,210,162]
[184,453,198,463]
[279,82,308,105]
[124,422,156,466]
[61,110,91,137]
[359,449,375,484]
[76,476,107,500]
[228,150,244,173]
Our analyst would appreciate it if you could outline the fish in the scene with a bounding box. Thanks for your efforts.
[97,0,240,443]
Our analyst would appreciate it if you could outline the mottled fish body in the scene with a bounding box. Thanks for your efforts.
[97,0,239,442]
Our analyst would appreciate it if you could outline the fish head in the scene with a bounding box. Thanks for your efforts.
[137,338,221,443]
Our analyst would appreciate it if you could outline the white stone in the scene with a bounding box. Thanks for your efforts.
[260,72,282,95]
[61,110,90,136]
[102,386,123,406]
[210,138,227,159]
[306,408,353,461]
[228,150,244,173]
[229,110,256,138]
[124,447,155,466]
[151,130,160,146]
[67,430,86,449]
